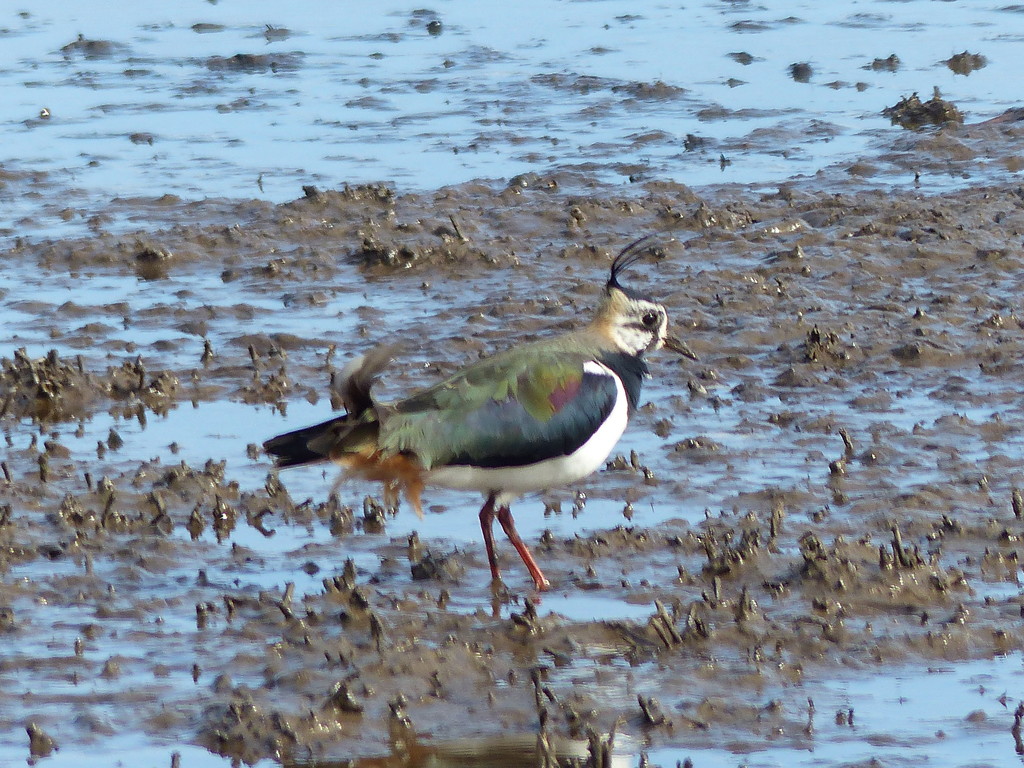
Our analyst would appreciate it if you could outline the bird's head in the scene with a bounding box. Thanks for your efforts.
[594,235,698,360]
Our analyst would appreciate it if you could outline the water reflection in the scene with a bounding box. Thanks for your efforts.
[286,733,633,768]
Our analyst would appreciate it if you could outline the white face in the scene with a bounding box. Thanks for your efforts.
[610,295,669,356]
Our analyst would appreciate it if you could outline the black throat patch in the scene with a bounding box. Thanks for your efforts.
[596,352,648,412]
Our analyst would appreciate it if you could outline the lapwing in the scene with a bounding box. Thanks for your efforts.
[263,236,696,590]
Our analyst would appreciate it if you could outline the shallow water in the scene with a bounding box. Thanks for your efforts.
[3,0,1024,241]
[5,654,1018,768]
[644,654,1024,768]
[4,1,1024,766]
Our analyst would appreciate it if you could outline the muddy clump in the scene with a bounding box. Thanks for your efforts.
[945,50,987,75]
[788,62,813,83]
[883,89,964,129]
[204,53,304,73]
[867,54,900,72]
[0,348,176,422]
[60,34,123,59]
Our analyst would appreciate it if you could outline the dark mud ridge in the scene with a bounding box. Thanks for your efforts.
[3,121,1024,765]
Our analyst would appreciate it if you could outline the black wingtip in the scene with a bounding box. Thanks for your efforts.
[607,234,660,291]
[262,420,339,469]
[262,435,323,469]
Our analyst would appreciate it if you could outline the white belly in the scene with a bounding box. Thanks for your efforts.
[425,360,630,502]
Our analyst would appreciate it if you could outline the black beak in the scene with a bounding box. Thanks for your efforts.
[663,335,699,361]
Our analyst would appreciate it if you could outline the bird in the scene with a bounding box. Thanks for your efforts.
[262,236,696,591]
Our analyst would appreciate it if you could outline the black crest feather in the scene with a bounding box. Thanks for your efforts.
[607,234,659,291]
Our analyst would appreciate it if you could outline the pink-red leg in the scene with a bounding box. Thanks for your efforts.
[478,494,500,581]
[496,504,550,591]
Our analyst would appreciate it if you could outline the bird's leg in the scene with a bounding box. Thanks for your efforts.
[382,480,399,510]
[495,505,550,591]
[478,493,500,581]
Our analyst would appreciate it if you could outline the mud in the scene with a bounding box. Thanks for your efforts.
[3,112,1024,766]
[882,90,964,131]
[5,1,1024,763]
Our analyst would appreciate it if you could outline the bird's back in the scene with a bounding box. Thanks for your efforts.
[378,335,645,472]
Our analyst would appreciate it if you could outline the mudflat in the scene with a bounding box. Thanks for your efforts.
[3,111,1024,766]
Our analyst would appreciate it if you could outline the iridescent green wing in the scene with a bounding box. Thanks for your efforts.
[379,349,619,469]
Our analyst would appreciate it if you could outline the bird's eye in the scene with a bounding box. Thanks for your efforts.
[641,311,659,328]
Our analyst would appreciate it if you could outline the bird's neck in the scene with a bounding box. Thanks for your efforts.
[594,350,648,412]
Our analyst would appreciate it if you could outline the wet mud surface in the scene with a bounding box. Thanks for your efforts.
[4,115,1024,766]
[6,0,1024,246]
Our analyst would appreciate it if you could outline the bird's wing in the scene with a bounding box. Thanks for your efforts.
[379,350,623,470]
[332,343,400,415]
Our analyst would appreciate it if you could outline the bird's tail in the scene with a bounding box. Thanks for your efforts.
[262,411,424,518]
[263,344,397,468]
[262,343,426,517]
[262,415,380,468]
